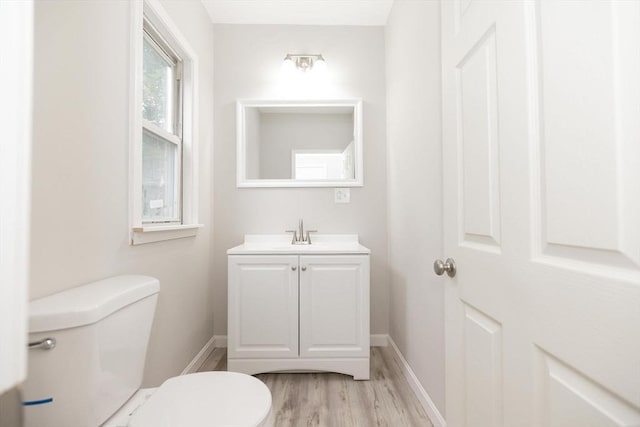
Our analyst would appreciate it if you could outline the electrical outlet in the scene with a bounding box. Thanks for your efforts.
[335,188,350,204]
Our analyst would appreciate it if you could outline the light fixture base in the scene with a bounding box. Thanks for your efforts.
[283,54,325,72]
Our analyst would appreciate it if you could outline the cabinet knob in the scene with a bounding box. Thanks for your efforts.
[301,266,307,271]
[292,266,297,271]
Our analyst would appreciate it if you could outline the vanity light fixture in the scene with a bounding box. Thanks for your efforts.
[282,54,326,73]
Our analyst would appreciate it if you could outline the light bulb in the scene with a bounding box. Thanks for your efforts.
[281,57,295,75]
[313,57,327,75]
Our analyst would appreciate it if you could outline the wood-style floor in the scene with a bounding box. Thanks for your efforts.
[198,346,432,427]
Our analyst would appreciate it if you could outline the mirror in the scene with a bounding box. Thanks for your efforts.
[236,99,363,187]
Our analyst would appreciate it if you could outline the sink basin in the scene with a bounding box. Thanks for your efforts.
[227,234,370,255]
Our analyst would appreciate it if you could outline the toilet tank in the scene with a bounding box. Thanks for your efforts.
[23,275,160,427]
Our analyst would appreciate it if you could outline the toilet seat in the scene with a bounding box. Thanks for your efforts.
[128,372,272,427]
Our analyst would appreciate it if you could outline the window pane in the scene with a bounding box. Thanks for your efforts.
[143,36,174,133]
[142,130,179,221]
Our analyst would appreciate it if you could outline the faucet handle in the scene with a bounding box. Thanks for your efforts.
[285,230,298,244]
[305,230,318,244]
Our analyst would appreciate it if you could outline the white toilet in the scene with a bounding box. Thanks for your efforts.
[23,275,273,427]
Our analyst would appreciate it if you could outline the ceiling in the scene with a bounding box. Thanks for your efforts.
[201,0,394,26]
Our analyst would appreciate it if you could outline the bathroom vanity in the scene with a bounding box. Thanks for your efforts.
[227,235,370,380]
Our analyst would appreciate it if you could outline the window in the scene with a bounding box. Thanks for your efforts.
[142,22,182,223]
[130,0,201,245]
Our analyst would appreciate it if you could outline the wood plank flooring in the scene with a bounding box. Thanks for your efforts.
[198,347,432,427]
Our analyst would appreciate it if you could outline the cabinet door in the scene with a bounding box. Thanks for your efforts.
[299,255,369,358]
[228,255,299,358]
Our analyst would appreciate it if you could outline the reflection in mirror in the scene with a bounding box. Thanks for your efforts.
[237,100,362,188]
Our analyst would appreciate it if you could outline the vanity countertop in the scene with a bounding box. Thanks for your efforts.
[227,234,370,255]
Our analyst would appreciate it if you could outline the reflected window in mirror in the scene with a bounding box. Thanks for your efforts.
[292,145,354,180]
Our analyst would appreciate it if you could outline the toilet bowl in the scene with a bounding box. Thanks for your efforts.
[102,372,273,427]
[23,275,273,427]
[105,372,273,427]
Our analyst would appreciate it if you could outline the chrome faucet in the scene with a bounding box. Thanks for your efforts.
[297,218,304,243]
[286,219,317,245]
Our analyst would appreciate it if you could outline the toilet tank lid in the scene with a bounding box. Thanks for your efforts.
[29,275,160,333]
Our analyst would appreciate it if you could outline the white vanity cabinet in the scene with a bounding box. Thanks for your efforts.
[227,255,299,359]
[298,256,369,359]
[227,235,370,380]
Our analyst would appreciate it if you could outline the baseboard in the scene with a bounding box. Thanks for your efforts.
[370,334,389,347]
[180,335,216,375]
[213,334,227,348]
[211,334,387,349]
[387,336,446,427]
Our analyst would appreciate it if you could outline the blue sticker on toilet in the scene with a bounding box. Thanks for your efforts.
[23,397,53,406]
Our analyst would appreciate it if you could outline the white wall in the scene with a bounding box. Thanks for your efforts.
[213,24,388,336]
[30,0,215,386]
[385,0,445,417]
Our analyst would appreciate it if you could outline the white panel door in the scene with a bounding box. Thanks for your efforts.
[442,1,640,426]
[0,0,32,394]
[299,255,369,358]
[228,255,299,358]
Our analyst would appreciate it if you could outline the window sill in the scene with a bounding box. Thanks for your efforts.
[131,224,203,245]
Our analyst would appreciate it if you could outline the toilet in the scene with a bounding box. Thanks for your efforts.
[23,275,273,427]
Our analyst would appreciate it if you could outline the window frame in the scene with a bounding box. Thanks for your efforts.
[129,0,201,245]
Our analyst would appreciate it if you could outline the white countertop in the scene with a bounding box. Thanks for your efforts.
[227,234,370,255]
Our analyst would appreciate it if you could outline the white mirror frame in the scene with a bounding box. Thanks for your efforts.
[236,99,363,188]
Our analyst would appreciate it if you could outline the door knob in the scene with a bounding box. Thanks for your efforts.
[433,258,456,277]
